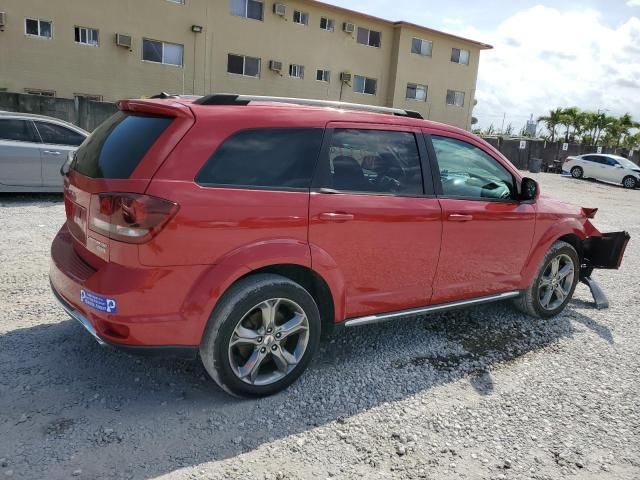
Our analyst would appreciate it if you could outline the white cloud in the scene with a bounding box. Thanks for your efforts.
[450,6,640,129]
[627,0,640,7]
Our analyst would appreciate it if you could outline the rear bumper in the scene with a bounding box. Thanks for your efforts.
[49,225,208,348]
[50,280,197,358]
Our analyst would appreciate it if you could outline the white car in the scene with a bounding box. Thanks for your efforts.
[0,111,88,192]
[563,154,640,189]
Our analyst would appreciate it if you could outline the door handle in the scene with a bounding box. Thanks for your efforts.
[319,212,354,222]
[43,150,61,156]
[448,214,473,222]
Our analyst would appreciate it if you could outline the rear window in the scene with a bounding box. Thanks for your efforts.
[196,128,324,190]
[73,111,173,178]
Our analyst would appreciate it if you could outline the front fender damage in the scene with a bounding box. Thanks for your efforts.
[579,231,631,309]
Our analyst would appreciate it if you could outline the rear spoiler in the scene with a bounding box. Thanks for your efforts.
[117,99,194,119]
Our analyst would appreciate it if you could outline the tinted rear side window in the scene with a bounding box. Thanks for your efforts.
[0,119,39,143]
[34,121,86,146]
[196,128,324,190]
[73,112,173,178]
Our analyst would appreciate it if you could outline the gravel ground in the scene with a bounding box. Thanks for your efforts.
[0,173,638,480]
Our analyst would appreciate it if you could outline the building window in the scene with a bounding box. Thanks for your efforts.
[320,17,334,31]
[316,69,331,82]
[229,0,264,20]
[446,89,465,107]
[406,83,428,101]
[74,26,99,46]
[411,38,432,57]
[356,27,381,48]
[142,39,184,66]
[74,93,103,102]
[289,64,305,79]
[24,88,55,97]
[293,10,309,25]
[451,48,470,65]
[227,54,261,77]
[25,18,52,38]
[353,75,377,95]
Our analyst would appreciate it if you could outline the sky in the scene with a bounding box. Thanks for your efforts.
[328,0,640,131]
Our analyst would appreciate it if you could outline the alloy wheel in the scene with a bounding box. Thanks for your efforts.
[228,298,310,386]
[538,254,575,311]
[623,177,636,188]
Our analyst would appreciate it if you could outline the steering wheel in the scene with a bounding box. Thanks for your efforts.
[375,174,402,192]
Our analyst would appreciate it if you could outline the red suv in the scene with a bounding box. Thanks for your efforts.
[50,94,629,397]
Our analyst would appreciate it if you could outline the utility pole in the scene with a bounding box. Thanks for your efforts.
[500,112,506,133]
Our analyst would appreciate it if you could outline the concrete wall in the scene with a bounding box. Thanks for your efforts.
[0,92,117,131]
[0,0,490,129]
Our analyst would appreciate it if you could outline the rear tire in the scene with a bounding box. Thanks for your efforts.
[622,176,637,189]
[200,274,321,398]
[513,241,580,319]
[571,166,583,179]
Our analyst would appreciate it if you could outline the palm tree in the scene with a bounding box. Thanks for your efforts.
[623,132,640,149]
[616,113,635,147]
[560,107,580,142]
[537,108,563,142]
[594,113,611,145]
[582,112,599,144]
[603,118,623,147]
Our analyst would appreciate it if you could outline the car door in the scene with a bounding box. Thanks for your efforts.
[602,157,624,183]
[308,124,442,319]
[426,132,536,304]
[0,118,42,187]
[33,121,86,188]
[590,155,613,181]
[577,155,596,178]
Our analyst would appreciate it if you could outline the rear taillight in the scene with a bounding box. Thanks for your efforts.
[88,193,178,244]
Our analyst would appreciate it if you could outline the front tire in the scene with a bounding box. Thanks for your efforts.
[513,241,580,318]
[571,166,584,179]
[200,274,321,397]
[622,176,637,189]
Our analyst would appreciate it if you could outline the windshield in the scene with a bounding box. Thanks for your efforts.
[615,157,639,169]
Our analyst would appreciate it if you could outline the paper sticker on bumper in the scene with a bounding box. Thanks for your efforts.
[80,290,117,313]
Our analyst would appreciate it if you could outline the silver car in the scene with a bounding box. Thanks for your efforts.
[0,111,88,192]
[563,153,640,189]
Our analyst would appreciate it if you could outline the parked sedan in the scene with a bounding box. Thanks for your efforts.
[0,112,88,192]
[563,153,640,189]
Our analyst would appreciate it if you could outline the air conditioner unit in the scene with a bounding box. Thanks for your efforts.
[273,3,286,16]
[269,60,283,72]
[340,72,352,83]
[343,22,355,34]
[0,12,6,28]
[115,33,132,48]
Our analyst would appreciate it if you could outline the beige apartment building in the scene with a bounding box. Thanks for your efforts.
[0,0,491,129]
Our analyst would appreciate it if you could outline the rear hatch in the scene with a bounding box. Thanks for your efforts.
[64,100,194,266]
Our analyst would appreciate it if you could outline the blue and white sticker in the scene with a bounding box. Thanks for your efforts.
[80,290,117,313]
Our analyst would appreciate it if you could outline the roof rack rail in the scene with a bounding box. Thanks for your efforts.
[149,92,202,100]
[192,94,423,119]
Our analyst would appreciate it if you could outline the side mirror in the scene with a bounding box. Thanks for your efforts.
[520,177,539,201]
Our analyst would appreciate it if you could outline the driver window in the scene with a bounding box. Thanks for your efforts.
[431,136,515,200]
[326,129,423,195]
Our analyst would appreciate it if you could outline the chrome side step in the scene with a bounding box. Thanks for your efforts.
[344,291,521,328]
